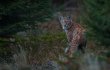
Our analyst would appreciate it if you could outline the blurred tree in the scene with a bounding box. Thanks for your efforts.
[81,0,110,46]
[0,0,53,36]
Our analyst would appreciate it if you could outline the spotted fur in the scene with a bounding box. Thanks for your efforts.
[59,15,87,57]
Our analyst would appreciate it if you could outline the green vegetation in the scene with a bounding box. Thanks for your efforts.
[81,0,110,46]
[0,0,53,36]
[14,32,67,63]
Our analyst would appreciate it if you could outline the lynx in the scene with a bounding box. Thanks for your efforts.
[58,14,87,57]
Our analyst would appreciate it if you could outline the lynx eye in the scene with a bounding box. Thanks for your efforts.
[64,24,67,27]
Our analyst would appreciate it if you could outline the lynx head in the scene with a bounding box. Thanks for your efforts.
[58,15,73,32]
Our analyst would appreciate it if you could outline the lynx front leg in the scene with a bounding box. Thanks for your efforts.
[65,44,77,58]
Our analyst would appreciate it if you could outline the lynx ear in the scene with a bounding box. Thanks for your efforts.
[57,12,63,21]
[58,12,65,29]
[58,16,65,29]
[58,16,63,23]
[67,16,72,22]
